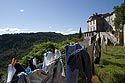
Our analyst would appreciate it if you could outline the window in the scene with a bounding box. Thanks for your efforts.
[91,33,93,36]
[93,20,95,24]
[84,34,86,37]
[90,27,92,31]
[87,33,88,36]
[90,21,92,25]
[93,27,95,31]
[89,33,91,36]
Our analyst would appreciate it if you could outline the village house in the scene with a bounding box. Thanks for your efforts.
[84,12,115,39]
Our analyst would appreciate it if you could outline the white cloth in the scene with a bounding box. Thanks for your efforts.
[42,51,55,72]
[82,39,89,48]
[44,51,55,66]
[55,49,61,59]
[55,49,65,77]
[107,32,117,44]
[7,64,16,82]
[33,57,37,66]
[100,32,117,45]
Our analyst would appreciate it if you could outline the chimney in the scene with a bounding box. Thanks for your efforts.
[96,13,98,15]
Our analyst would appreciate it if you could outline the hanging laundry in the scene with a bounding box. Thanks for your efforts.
[94,39,101,64]
[86,43,96,75]
[55,49,61,59]
[100,34,106,49]
[6,60,65,83]
[100,32,117,45]
[6,64,16,83]
[42,51,55,73]
[82,38,90,48]
[28,56,37,71]
[91,35,97,44]
[10,69,46,83]
[36,63,43,69]
[33,57,37,67]
[17,73,27,83]
[87,43,94,64]
[42,59,65,83]
[40,49,65,83]
[6,49,65,83]
[67,48,92,83]
[28,69,47,83]
[107,32,117,45]
[14,62,26,74]
[65,43,82,83]
[25,67,32,75]
[43,51,55,66]
[6,58,26,83]
[10,62,26,83]
[55,49,65,77]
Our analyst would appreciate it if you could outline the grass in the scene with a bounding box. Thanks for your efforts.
[95,46,125,83]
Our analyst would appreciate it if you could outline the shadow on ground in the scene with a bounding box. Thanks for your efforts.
[102,59,125,67]
[113,73,125,83]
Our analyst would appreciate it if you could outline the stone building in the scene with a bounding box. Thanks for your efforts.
[84,12,115,39]
[104,12,116,31]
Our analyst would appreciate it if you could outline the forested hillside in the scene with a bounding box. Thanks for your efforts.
[0,32,80,82]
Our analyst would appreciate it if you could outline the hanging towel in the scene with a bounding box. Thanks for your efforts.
[42,51,55,73]
[55,49,65,77]
[7,64,16,83]
[65,43,82,83]
[67,48,92,83]
[42,59,65,83]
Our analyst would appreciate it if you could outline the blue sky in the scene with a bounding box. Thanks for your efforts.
[0,0,124,35]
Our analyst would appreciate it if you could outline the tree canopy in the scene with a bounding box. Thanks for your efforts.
[114,2,125,31]
[79,27,82,38]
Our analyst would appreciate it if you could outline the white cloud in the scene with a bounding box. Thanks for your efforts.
[20,9,24,12]
[0,27,78,35]
[55,31,65,34]
[0,27,28,35]
[64,28,78,35]
[66,28,73,32]
[55,28,78,35]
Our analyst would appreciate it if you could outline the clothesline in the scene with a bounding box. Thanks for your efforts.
[6,34,112,83]
[6,49,66,83]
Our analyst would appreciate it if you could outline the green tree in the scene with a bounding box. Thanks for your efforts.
[114,2,125,44]
[114,2,125,30]
[79,27,82,38]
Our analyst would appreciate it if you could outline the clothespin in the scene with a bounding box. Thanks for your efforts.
[46,50,48,56]
[91,75,99,83]
[11,58,16,66]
